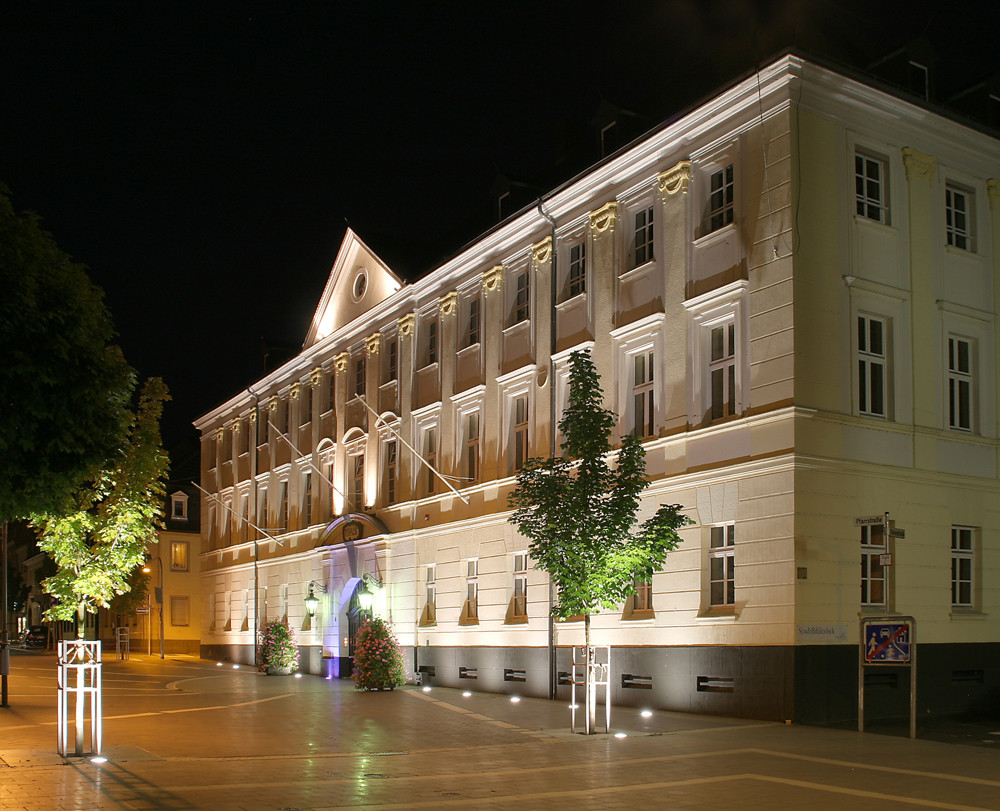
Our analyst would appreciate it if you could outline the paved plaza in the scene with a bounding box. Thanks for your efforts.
[1,649,999,810]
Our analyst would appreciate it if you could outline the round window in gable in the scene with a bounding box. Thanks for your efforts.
[352,269,368,302]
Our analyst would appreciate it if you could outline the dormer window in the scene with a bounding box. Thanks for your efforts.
[170,491,189,521]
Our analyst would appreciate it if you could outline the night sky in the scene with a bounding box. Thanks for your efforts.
[3,2,997,450]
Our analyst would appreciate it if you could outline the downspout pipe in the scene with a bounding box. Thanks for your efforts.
[538,198,558,701]
[248,387,260,668]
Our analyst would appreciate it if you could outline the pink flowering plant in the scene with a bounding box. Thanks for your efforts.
[352,617,405,690]
[258,619,299,672]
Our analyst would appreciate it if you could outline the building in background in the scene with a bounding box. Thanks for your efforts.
[195,51,999,724]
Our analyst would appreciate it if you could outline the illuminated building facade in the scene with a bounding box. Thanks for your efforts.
[195,53,1000,723]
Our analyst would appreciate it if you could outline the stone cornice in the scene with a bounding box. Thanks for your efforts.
[902,147,936,182]
[659,160,692,196]
[589,201,618,234]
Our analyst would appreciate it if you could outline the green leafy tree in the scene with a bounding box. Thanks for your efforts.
[508,349,691,661]
[31,379,170,636]
[0,186,134,523]
[108,567,150,618]
[353,617,406,690]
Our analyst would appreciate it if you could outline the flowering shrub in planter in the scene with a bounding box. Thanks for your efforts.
[258,620,299,674]
[353,617,405,690]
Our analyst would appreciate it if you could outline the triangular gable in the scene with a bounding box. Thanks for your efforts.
[303,229,404,349]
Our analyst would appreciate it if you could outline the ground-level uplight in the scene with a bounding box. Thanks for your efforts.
[614,732,627,738]
[422,686,431,692]
[640,709,652,718]
[232,664,239,669]
[294,673,302,679]
[462,691,472,697]
[510,696,521,703]
[568,704,579,709]
[216,662,223,667]
[90,756,108,764]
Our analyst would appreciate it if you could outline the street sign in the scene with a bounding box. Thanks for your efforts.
[136,607,149,615]
[863,620,912,663]
[855,515,885,526]
[889,527,906,539]
[879,553,892,566]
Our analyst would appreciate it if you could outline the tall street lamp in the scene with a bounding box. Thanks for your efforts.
[142,555,165,659]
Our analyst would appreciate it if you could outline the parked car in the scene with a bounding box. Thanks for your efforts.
[19,625,46,649]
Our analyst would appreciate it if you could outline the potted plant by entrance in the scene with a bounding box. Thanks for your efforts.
[258,619,299,675]
[353,617,405,690]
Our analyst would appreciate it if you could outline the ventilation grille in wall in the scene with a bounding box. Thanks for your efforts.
[697,676,735,693]
[952,669,984,684]
[459,667,478,680]
[504,668,527,682]
[622,673,653,689]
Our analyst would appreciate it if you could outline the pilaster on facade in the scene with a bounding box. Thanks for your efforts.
[659,160,692,434]
[396,312,416,502]
[530,236,554,459]
[481,266,505,482]
[588,200,618,409]
[438,292,459,476]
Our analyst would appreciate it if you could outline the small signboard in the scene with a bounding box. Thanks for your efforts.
[879,553,892,566]
[136,606,150,615]
[863,619,912,663]
[889,527,906,539]
[855,515,885,526]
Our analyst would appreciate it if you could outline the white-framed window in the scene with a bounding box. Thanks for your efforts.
[858,314,888,418]
[709,320,737,421]
[632,349,655,438]
[354,355,366,398]
[238,492,250,543]
[510,268,530,325]
[170,542,189,572]
[948,335,973,432]
[463,295,481,348]
[423,426,438,496]
[463,411,480,484]
[855,151,888,224]
[567,240,586,299]
[512,552,528,618]
[684,282,746,427]
[386,337,399,383]
[302,471,312,527]
[632,204,654,267]
[466,558,479,617]
[425,564,436,620]
[300,384,312,427]
[707,163,734,233]
[325,368,336,413]
[170,491,188,521]
[349,454,364,508]
[384,438,398,505]
[257,487,268,536]
[951,526,975,608]
[420,312,439,368]
[278,479,288,531]
[945,184,974,251]
[258,409,269,445]
[513,395,529,473]
[709,524,735,607]
[861,524,887,607]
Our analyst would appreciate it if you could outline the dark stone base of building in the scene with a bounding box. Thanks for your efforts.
[411,643,1000,724]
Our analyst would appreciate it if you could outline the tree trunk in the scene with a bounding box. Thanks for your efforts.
[76,603,85,639]
[584,613,596,734]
